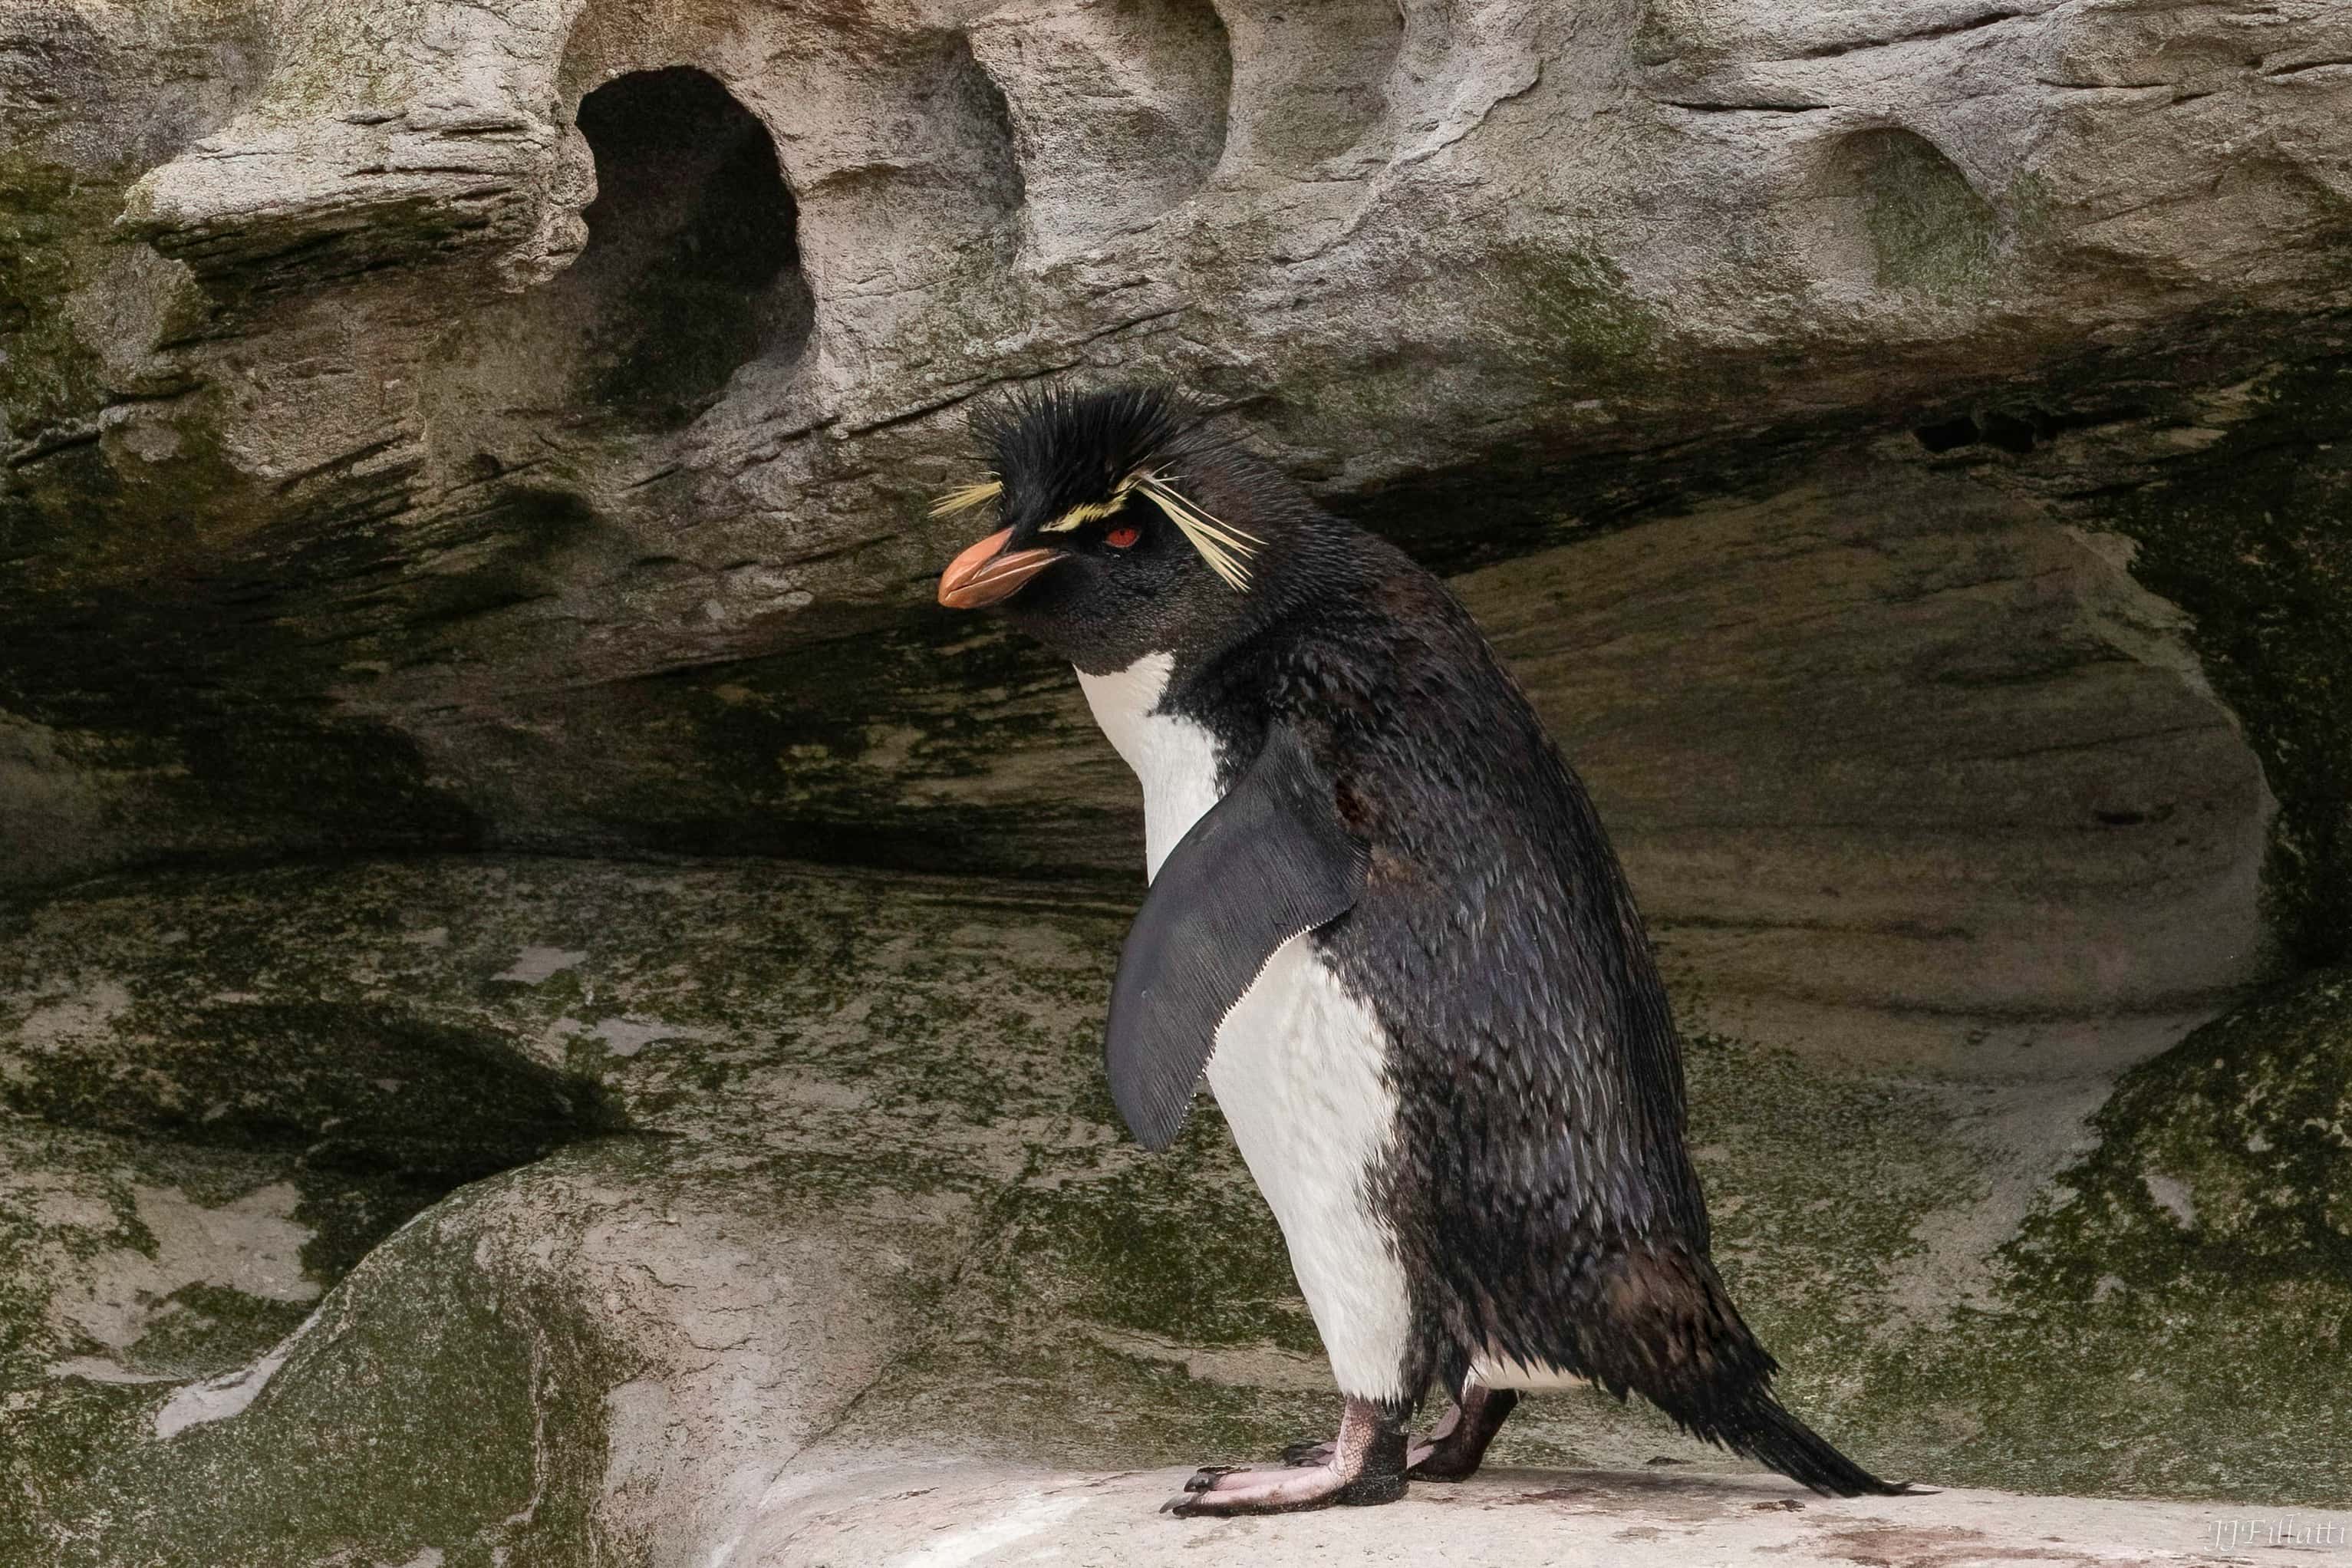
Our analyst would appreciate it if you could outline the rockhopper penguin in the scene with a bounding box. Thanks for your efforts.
[934,384,1906,1516]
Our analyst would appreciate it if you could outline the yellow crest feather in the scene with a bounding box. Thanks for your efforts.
[928,478,1003,519]
[1135,473,1260,591]
[1039,488,1132,533]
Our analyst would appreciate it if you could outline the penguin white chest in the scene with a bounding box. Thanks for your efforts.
[1207,936,1414,1402]
[1076,652,1222,880]
[1077,651,1413,1402]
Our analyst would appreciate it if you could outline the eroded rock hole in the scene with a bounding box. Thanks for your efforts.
[1916,415,1982,453]
[1220,0,1402,168]
[1821,128,1999,300]
[566,67,812,423]
[1913,407,2070,455]
[1977,411,2040,453]
[969,0,1232,248]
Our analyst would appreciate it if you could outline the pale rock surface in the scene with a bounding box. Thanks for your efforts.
[3,860,2347,1563]
[736,1458,2329,1568]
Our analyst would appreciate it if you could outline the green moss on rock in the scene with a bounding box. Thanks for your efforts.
[1853,130,1998,300]
[4,1178,621,1568]
[1485,242,1661,390]
[2018,964,2352,1293]
[0,157,118,444]
[984,1101,1321,1355]
[8,855,2348,1547]
[1847,969,2352,1504]
[1683,1036,1984,1387]
[5,990,628,1286]
[121,1283,315,1381]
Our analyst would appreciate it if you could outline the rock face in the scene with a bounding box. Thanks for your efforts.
[5,0,2350,946]
[5,858,2347,1566]
[4,0,2352,1560]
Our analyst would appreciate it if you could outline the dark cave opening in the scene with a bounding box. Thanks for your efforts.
[566,66,812,424]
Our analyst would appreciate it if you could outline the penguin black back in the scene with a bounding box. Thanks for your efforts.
[1224,516,1899,1497]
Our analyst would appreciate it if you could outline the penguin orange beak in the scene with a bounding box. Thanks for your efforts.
[937,528,1066,610]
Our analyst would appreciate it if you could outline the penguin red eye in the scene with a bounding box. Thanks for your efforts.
[1105,524,1141,549]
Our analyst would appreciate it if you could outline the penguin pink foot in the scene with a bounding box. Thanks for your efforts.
[1282,1385,1521,1482]
[1164,1398,1408,1516]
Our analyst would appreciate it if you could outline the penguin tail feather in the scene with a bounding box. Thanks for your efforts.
[1702,1387,1910,1498]
[1570,1241,1909,1498]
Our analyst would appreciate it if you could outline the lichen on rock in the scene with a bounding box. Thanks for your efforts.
[5,857,2345,1563]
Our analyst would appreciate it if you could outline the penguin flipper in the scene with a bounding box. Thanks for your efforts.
[1105,722,1368,1151]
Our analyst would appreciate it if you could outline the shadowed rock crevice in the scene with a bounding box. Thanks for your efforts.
[1460,462,2275,1070]
[2075,356,2352,967]
[539,67,811,427]
[1,909,631,1306]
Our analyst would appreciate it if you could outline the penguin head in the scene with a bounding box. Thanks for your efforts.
[934,384,1288,673]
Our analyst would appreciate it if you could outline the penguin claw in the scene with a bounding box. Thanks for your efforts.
[1165,1462,1405,1517]
[1279,1441,1329,1467]
[1168,1398,1412,1515]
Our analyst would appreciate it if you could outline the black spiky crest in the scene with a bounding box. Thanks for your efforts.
[936,384,1260,590]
